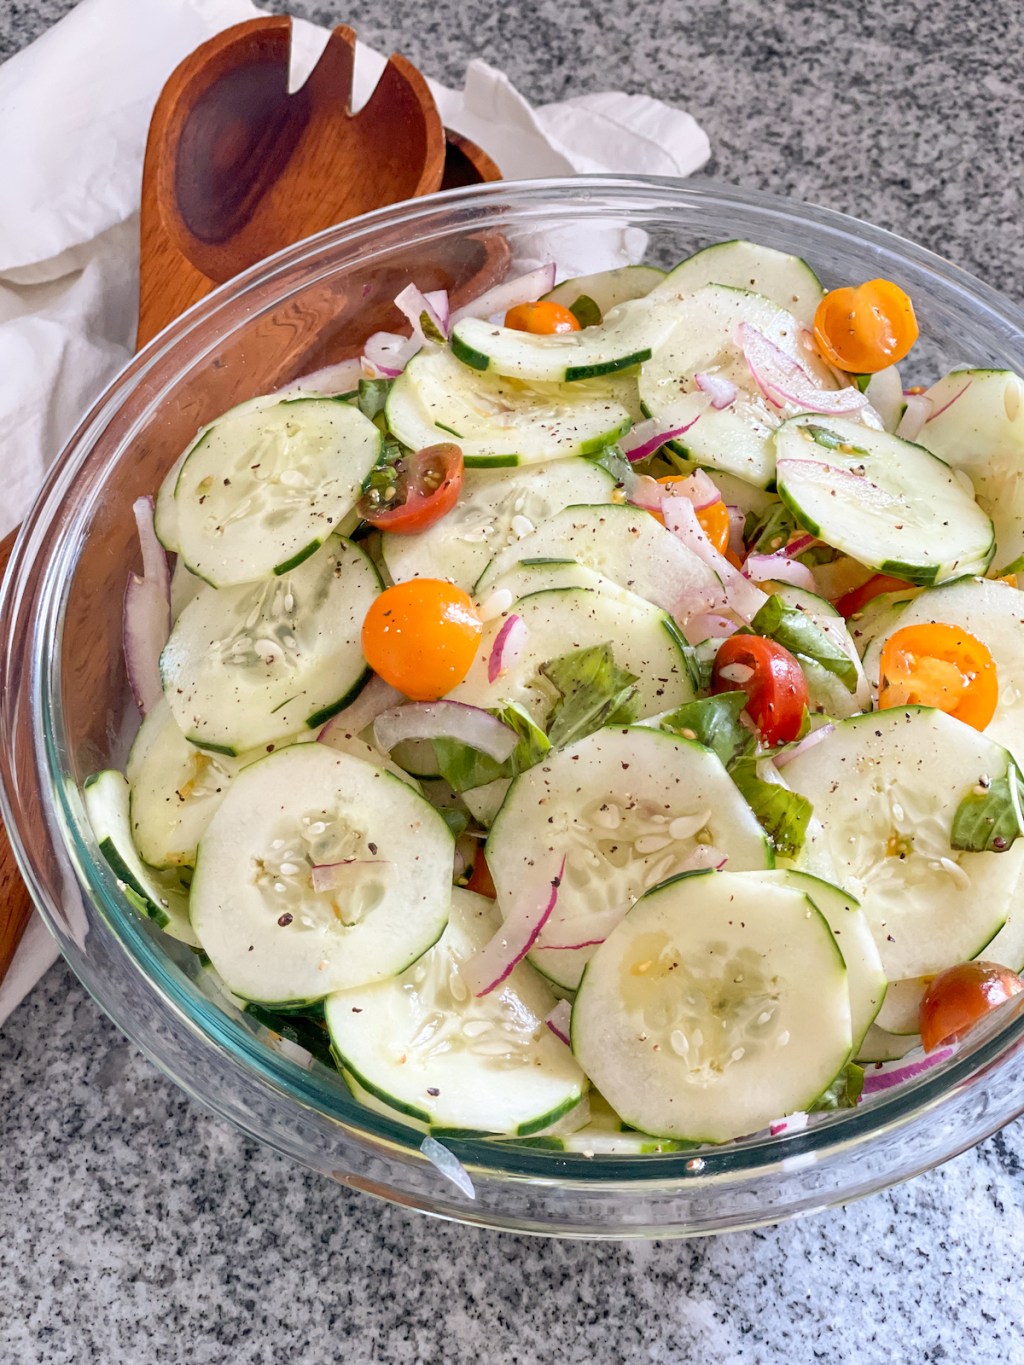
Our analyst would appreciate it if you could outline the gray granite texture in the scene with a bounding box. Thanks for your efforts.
[2,1,1024,1362]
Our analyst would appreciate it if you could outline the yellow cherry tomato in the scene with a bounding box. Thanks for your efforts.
[878,622,997,731]
[361,580,482,701]
[504,301,581,335]
[813,278,919,373]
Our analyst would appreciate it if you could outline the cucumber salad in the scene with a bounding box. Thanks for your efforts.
[87,239,1024,1154]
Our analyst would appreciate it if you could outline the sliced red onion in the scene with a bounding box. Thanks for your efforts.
[622,412,705,464]
[394,283,451,341]
[487,613,527,684]
[626,473,666,513]
[662,495,767,622]
[123,496,171,715]
[862,365,904,433]
[318,675,404,745]
[449,264,557,327]
[277,356,365,398]
[773,722,836,769]
[680,844,728,872]
[896,393,933,441]
[737,323,868,415]
[925,379,972,424]
[783,533,817,558]
[682,611,739,643]
[860,1046,955,1095]
[362,330,421,378]
[373,701,518,764]
[462,855,565,997]
[312,860,387,893]
[743,551,817,590]
[695,370,738,409]
[769,1111,808,1137]
[660,469,721,511]
[726,505,745,560]
[545,999,572,1047]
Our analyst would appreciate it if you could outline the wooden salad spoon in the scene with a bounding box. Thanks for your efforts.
[0,14,505,984]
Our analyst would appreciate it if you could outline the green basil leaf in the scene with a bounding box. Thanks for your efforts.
[432,702,551,793]
[569,294,603,328]
[729,755,813,858]
[356,377,393,420]
[540,643,640,748]
[747,502,797,555]
[810,1062,865,1111]
[950,765,1024,852]
[752,594,858,693]
[679,641,715,694]
[245,1003,336,1070]
[586,442,632,485]
[658,692,754,768]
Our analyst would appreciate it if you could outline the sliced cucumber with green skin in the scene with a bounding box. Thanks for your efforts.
[487,726,771,991]
[474,502,723,620]
[856,1023,921,1064]
[486,559,618,603]
[861,577,1024,768]
[654,241,825,326]
[448,585,695,732]
[518,1090,687,1154]
[170,558,204,621]
[385,347,632,468]
[160,534,379,755]
[847,588,919,658]
[190,744,453,1005]
[450,296,683,383]
[873,977,927,1035]
[172,396,381,587]
[570,870,852,1144]
[638,286,849,488]
[703,469,780,518]
[774,415,996,585]
[543,265,666,317]
[734,869,886,1052]
[783,707,1024,979]
[381,459,616,591]
[769,584,871,718]
[324,890,587,1135]
[83,770,200,947]
[914,370,1024,572]
[977,863,1024,972]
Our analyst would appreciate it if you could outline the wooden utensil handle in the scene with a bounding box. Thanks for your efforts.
[0,526,35,982]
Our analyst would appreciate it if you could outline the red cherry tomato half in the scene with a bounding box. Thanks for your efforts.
[919,961,1024,1052]
[711,635,809,747]
[835,573,914,620]
[466,850,497,899]
[357,443,464,535]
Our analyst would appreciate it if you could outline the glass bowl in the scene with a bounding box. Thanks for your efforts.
[4,176,1024,1240]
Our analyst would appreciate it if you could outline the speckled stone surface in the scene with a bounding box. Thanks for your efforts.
[2,2,1024,1362]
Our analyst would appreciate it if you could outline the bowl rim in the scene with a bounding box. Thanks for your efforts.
[4,173,1024,1220]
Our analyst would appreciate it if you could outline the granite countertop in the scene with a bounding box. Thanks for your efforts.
[2,2,1023,1362]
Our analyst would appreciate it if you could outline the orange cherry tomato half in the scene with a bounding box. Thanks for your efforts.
[919,961,1024,1052]
[466,850,497,899]
[813,278,919,374]
[835,573,915,619]
[361,579,483,702]
[357,443,464,535]
[711,635,809,746]
[878,623,998,731]
[504,301,581,335]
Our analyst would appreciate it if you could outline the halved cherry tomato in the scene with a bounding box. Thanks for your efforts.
[504,301,581,335]
[357,443,464,535]
[835,573,914,619]
[466,850,497,899]
[878,622,997,731]
[919,961,1024,1052]
[651,479,733,556]
[361,579,482,701]
[711,635,809,746]
[813,278,919,374]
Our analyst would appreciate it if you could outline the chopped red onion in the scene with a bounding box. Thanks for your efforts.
[743,551,817,590]
[773,722,835,768]
[660,468,721,511]
[925,379,972,424]
[896,393,933,441]
[860,1045,955,1095]
[737,322,869,415]
[373,701,518,764]
[312,860,388,893]
[682,611,739,643]
[626,473,666,513]
[462,855,565,997]
[769,1111,808,1137]
[394,284,451,341]
[449,264,557,327]
[318,676,404,746]
[545,999,572,1047]
[622,411,705,463]
[726,505,745,560]
[694,370,738,409]
[487,613,527,684]
[123,496,171,715]
[662,495,767,622]
[277,356,365,398]
[362,330,421,378]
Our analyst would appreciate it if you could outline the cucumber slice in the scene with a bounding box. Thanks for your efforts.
[448,585,695,731]
[485,559,605,603]
[914,370,1024,572]
[655,241,825,326]
[977,862,1024,972]
[735,869,886,1051]
[473,502,723,618]
[702,469,780,518]
[874,977,927,1035]
[570,870,852,1143]
[638,286,849,488]
[173,396,381,587]
[451,296,682,383]
[160,534,379,755]
[856,1023,921,1064]
[544,265,666,316]
[83,770,199,947]
[782,707,1024,978]
[324,889,587,1135]
[486,726,771,990]
[770,584,871,718]
[861,577,1024,767]
[385,347,632,468]
[847,588,919,658]
[380,459,616,591]
[519,1091,687,1154]
[774,415,995,584]
[169,558,204,621]
[190,744,453,1004]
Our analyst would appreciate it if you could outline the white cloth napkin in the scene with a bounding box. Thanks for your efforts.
[0,0,709,1027]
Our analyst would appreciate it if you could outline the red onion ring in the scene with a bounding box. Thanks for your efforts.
[373,701,519,764]
[487,614,527,684]
[462,855,566,997]
[737,322,869,416]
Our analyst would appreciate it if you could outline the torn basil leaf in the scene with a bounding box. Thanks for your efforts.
[540,643,640,748]
[729,755,813,858]
[951,765,1024,853]
[752,594,858,693]
[811,1063,865,1111]
[658,692,753,768]
[356,377,393,420]
[433,702,550,793]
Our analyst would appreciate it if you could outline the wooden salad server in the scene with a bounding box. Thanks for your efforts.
[0,14,504,984]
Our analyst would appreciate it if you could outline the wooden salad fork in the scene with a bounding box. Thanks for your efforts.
[0,14,504,984]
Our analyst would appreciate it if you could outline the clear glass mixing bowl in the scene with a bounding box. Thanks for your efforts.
[4,177,1024,1239]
